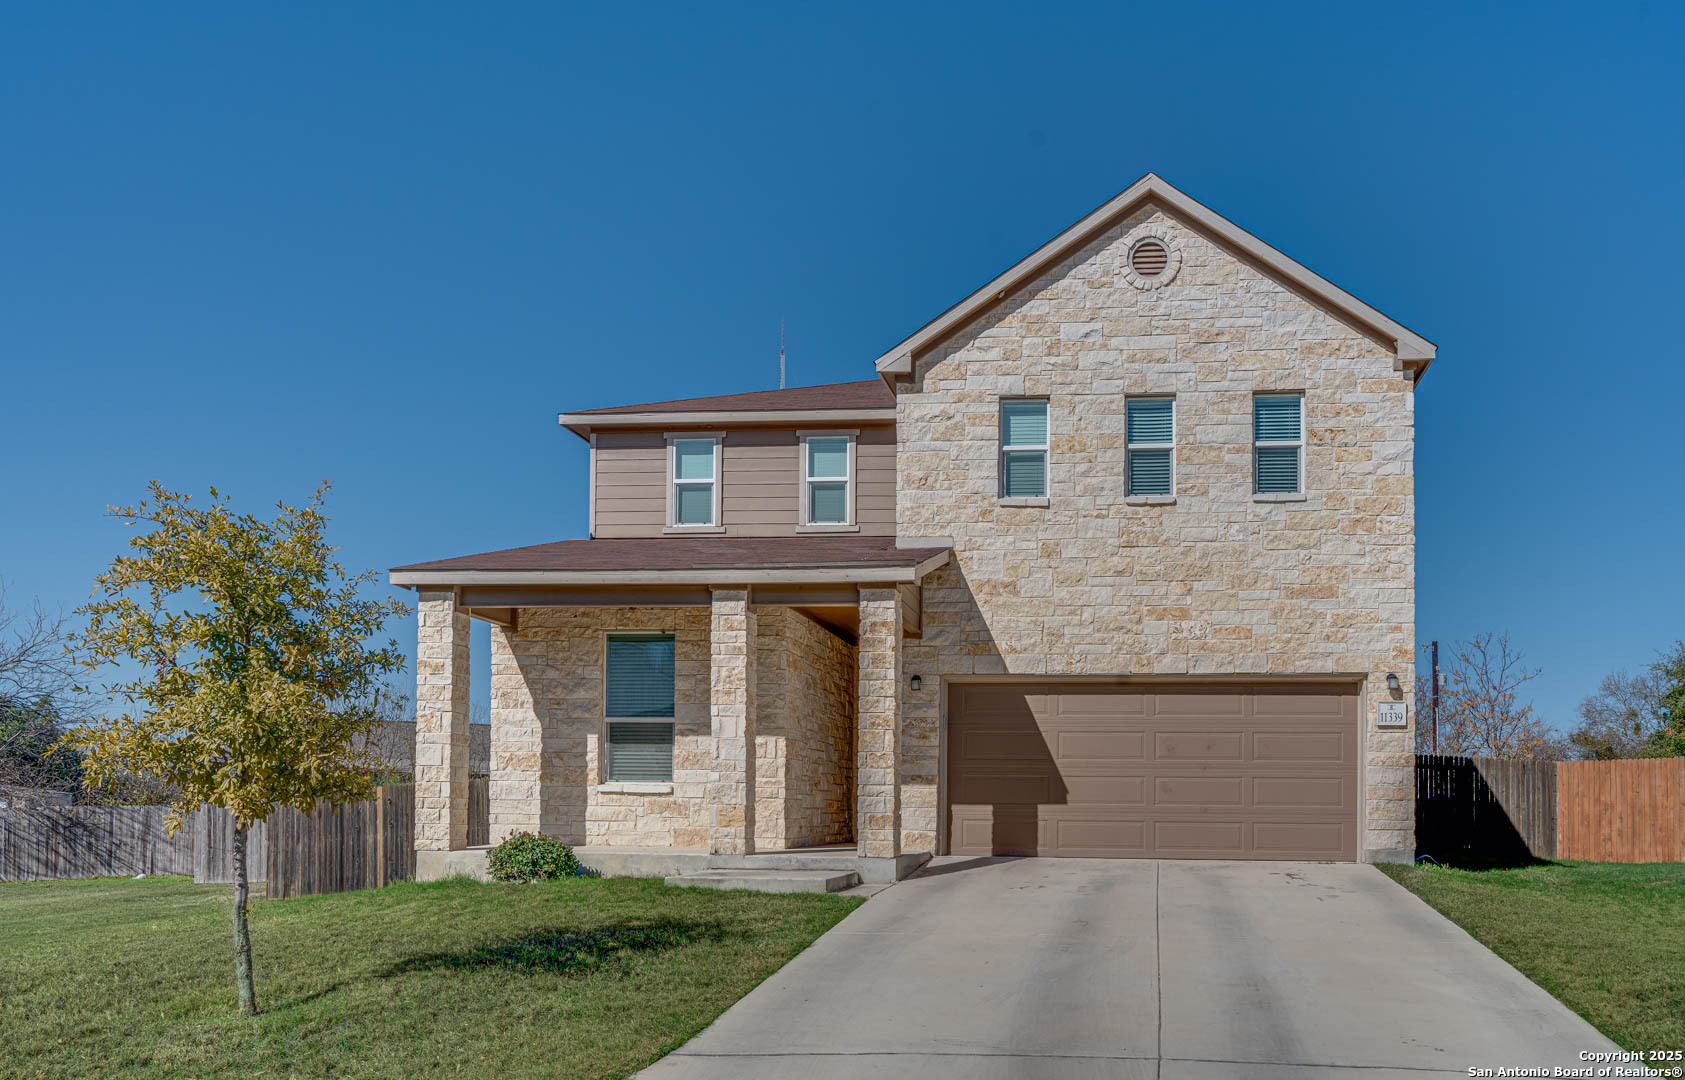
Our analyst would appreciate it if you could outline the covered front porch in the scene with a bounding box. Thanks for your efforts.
[390,537,948,886]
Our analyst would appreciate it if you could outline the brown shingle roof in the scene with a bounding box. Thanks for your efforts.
[392,535,947,574]
[569,379,893,415]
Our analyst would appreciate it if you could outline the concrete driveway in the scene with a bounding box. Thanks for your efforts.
[641,857,1616,1079]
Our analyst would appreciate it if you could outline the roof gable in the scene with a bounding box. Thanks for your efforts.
[874,173,1437,382]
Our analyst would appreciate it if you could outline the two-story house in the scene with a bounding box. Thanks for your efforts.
[391,173,1433,883]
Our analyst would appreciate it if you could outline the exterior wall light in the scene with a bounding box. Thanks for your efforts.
[909,674,922,692]
[1385,672,1401,693]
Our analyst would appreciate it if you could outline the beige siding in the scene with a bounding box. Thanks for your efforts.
[591,432,666,536]
[591,423,895,538]
[856,426,896,533]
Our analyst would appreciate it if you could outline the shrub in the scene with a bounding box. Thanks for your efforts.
[486,831,580,882]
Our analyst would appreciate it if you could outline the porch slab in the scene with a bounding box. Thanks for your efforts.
[416,845,931,885]
[664,869,861,894]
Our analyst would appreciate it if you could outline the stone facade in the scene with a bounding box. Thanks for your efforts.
[895,202,1415,862]
[485,604,856,850]
[856,589,904,858]
[756,607,857,848]
[414,589,471,852]
[708,589,756,854]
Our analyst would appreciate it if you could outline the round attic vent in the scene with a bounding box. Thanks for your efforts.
[1122,230,1181,289]
[1129,239,1169,277]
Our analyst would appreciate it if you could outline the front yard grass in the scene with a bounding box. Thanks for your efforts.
[0,873,861,1079]
[1379,859,1685,1052]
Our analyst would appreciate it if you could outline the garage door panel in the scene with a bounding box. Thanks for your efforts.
[1061,774,1147,805]
[1053,729,1146,761]
[1253,730,1348,762]
[951,809,996,853]
[1154,776,1245,806]
[1155,820,1247,854]
[1253,776,1348,809]
[947,683,1358,860]
[1151,692,1246,717]
[952,772,1053,803]
[1051,692,1148,718]
[1051,816,1149,856]
[961,731,1052,760]
[1253,821,1348,858]
[1154,731,1246,762]
[1252,691,1351,717]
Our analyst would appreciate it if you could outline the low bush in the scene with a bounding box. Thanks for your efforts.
[486,832,581,882]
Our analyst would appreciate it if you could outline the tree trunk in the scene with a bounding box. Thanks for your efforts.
[232,822,259,1015]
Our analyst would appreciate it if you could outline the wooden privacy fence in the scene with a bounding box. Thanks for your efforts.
[1557,758,1685,863]
[264,783,414,899]
[0,806,196,882]
[1416,755,1685,864]
[264,776,489,899]
[192,809,268,884]
[1415,754,1557,864]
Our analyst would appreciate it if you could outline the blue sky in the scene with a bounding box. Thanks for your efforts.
[2,3,1681,731]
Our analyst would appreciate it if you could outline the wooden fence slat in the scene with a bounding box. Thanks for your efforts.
[1414,754,1557,864]
[1558,757,1685,862]
[0,806,195,883]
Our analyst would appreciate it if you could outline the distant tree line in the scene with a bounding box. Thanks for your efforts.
[1564,641,1685,760]
[1415,632,1685,761]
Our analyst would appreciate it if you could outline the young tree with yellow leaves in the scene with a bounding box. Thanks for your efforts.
[68,482,407,1015]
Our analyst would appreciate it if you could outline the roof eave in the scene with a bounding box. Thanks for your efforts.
[873,172,1438,380]
[389,550,949,589]
[558,407,898,440]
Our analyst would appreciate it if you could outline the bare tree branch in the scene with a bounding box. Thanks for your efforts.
[1429,632,1564,760]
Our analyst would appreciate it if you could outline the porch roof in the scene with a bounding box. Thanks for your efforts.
[389,535,951,587]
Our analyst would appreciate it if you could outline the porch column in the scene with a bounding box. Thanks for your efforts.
[709,587,756,855]
[415,588,470,852]
[488,622,540,842]
[856,587,903,859]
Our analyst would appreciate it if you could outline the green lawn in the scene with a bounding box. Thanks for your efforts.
[1379,860,1685,1052]
[0,874,861,1079]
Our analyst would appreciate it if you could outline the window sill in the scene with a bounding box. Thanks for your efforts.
[796,523,860,534]
[597,782,674,795]
[1125,495,1176,506]
[999,497,1050,508]
[1253,492,1308,503]
[662,525,727,535]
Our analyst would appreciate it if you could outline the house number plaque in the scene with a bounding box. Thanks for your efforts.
[1376,701,1408,728]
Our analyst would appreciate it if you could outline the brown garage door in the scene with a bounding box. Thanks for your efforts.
[947,683,1359,860]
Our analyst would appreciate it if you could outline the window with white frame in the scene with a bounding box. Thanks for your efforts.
[1126,397,1175,496]
[604,634,675,782]
[1000,399,1049,498]
[1253,394,1304,494]
[669,437,719,527]
[801,433,854,526]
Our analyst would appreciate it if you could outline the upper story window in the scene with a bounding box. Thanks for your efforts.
[668,436,720,527]
[800,432,855,527]
[1126,397,1175,496]
[1254,394,1304,494]
[1000,399,1049,498]
[604,633,675,783]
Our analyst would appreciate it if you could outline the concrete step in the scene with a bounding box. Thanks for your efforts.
[664,869,861,894]
[706,853,863,872]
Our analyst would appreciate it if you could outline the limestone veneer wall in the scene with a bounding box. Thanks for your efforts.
[894,201,1416,861]
[488,605,855,850]
[757,610,856,848]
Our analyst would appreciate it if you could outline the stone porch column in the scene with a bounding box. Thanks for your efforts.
[709,588,756,855]
[415,588,470,852]
[488,623,539,843]
[856,587,903,859]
